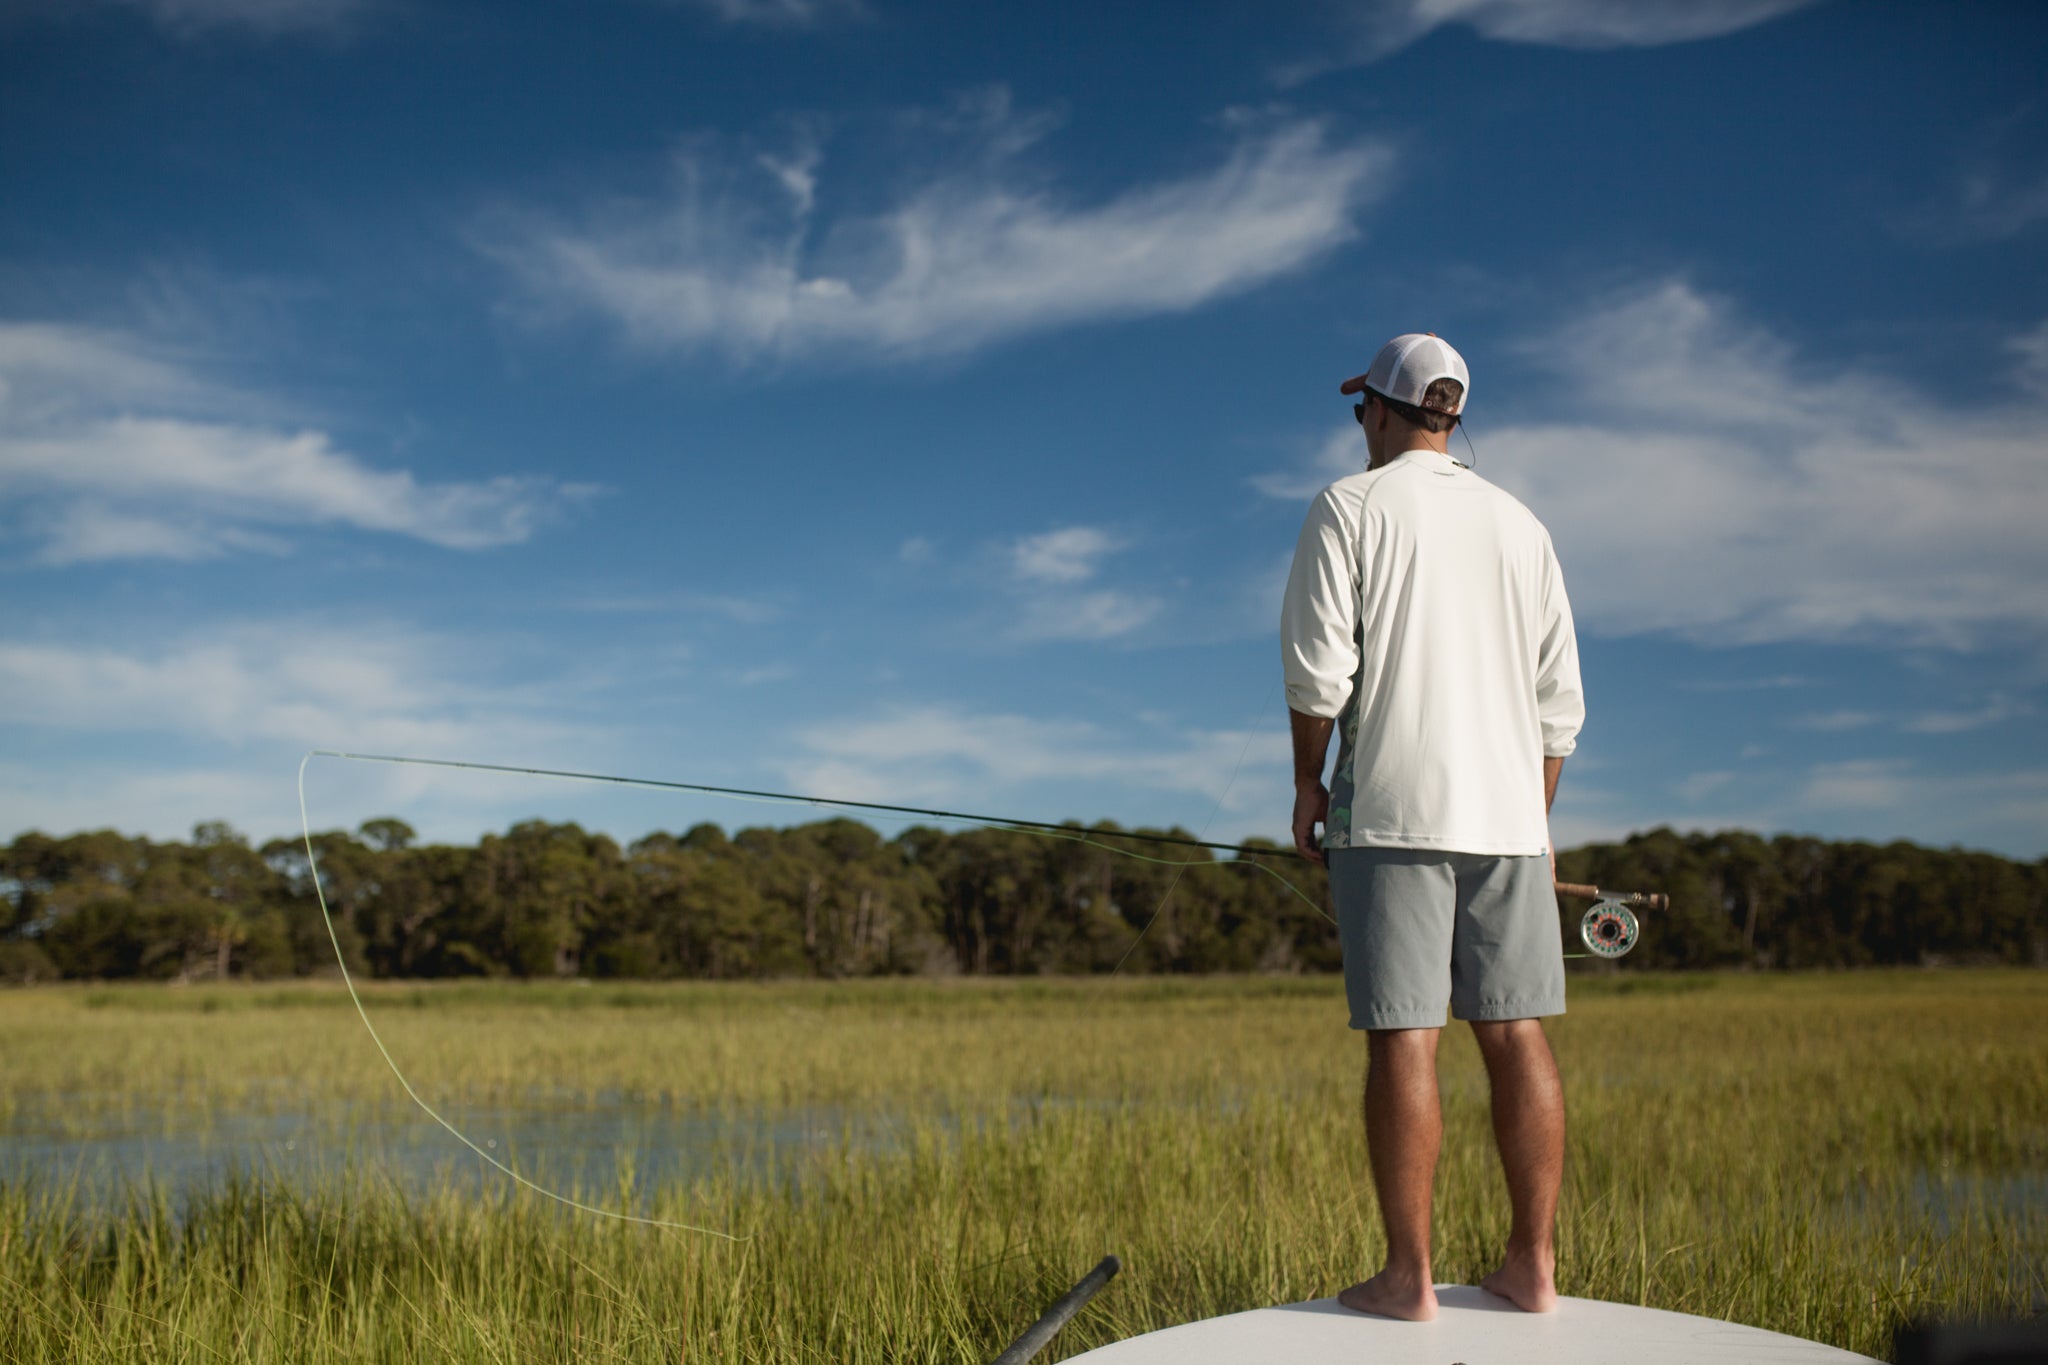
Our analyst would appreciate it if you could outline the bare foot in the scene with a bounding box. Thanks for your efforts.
[1480,1251,1557,1313]
[1337,1268,1438,1321]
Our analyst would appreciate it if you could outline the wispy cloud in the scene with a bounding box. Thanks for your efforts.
[1904,105,2048,245]
[1799,759,1915,811]
[2013,320,2048,394]
[488,94,1393,366]
[566,589,783,623]
[0,625,598,755]
[0,322,591,564]
[1248,426,1364,501]
[1682,674,1812,692]
[1903,696,2032,735]
[1948,165,2048,242]
[1556,754,2048,856]
[1796,695,2034,736]
[1471,282,2048,649]
[663,0,863,27]
[1013,590,1162,643]
[1792,710,1881,733]
[784,702,1288,831]
[0,620,674,843]
[1000,524,1159,642]
[72,0,377,37]
[1318,0,1818,65]
[1285,0,1822,78]
[1011,525,1121,584]
[1672,770,1738,802]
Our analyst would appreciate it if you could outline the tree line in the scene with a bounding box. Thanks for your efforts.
[0,819,2041,984]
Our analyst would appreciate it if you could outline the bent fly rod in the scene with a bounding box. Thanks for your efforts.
[306,750,1672,956]
[305,749,1290,858]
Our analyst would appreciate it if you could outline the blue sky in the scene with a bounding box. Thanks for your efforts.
[3,0,2046,858]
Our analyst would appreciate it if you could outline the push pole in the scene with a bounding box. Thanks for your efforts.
[989,1255,1123,1365]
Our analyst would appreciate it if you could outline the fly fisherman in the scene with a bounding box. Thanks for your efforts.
[1280,333,1585,1322]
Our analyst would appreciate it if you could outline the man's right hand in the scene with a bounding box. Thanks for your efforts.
[1293,781,1330,865]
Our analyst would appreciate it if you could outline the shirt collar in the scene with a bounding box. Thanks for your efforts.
[1387,446,1468,475]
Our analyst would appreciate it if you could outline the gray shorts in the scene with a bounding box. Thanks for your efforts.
[1328,848,1565,1030]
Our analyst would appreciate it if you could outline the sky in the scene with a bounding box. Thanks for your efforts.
[2,0,2046,859]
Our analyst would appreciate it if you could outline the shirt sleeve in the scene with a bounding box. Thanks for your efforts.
[1280,487,1362,719]
[1535,533,1585,757]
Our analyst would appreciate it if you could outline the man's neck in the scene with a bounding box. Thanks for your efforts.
[1368,439,1452,471]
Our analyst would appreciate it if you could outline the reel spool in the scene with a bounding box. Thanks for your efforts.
[1579,900,1639,959]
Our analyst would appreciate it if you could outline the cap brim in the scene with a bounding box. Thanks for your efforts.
[1338,373,1373,395]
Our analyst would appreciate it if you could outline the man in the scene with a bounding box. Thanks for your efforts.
[1280,332,1584,1323]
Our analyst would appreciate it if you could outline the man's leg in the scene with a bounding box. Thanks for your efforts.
[1470,1017,1563,1312]
[1338,1026,1442,1322]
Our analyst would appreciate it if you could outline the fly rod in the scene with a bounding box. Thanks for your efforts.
[308,750,1282,858]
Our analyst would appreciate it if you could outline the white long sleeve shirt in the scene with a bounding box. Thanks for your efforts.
[1281,447,1584,856]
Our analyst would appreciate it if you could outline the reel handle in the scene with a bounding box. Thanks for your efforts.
[1554,881,1669,912]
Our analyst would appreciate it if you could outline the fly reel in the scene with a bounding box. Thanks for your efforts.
[1579,900,1639,958]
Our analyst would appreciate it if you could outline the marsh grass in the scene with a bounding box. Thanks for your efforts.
[3,970,2044,1361]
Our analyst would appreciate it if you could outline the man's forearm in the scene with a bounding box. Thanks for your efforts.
[1290,708,1335,788]
[1543,755,1565,813]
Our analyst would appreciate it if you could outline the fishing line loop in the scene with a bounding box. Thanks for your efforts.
[298,752,746,1240]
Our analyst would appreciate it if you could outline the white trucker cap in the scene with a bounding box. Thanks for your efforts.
[1339,333,1470,415]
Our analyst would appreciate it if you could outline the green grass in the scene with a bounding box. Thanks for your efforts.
[2,970,2044,1361]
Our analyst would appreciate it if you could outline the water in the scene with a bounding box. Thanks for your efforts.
[1,1092,898,1214]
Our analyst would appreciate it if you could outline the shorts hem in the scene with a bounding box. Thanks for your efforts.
[1451,997,1566,1022]
[1349,1010,1448,1031]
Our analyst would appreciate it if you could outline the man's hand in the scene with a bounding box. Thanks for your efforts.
[1288,708,1337,866]
[1293,781,1330,865]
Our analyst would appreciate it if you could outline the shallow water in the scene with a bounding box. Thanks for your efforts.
[1,1094,897,1213]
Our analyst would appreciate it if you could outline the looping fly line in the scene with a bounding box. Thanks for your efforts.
[296,747,1329,1236]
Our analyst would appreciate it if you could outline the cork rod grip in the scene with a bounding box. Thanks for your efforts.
[1554,881,1670,912]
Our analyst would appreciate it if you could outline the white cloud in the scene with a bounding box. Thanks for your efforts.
[784,703,1289,835]
[0,763,295,846]
[1799,759,1916,812]
[1557,751,2048,857]
[1903,695,2031,735]
[0,622,639,843]
[79,0,375,36]
[1789,695,2032,736]
[490,99,1392,365]
[1013,590,1162,643]
[2013,321,2048,395]
[1903,114,2048,245]
[1672,770,1737,802]
[669,0,863,27]
[1299,0,1822,71]
[1473,282,2048,648]
[1681,675,1811,692]
[0,323,214,421]
[567,590,781,623]
[0,626,595,756]
[1951,166,2048,241]
[1248,426,1366,501]
[1012,525,1120,584]
[1792,710,1881,733]
[0,322,587,564]
[998,524,1159,642]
